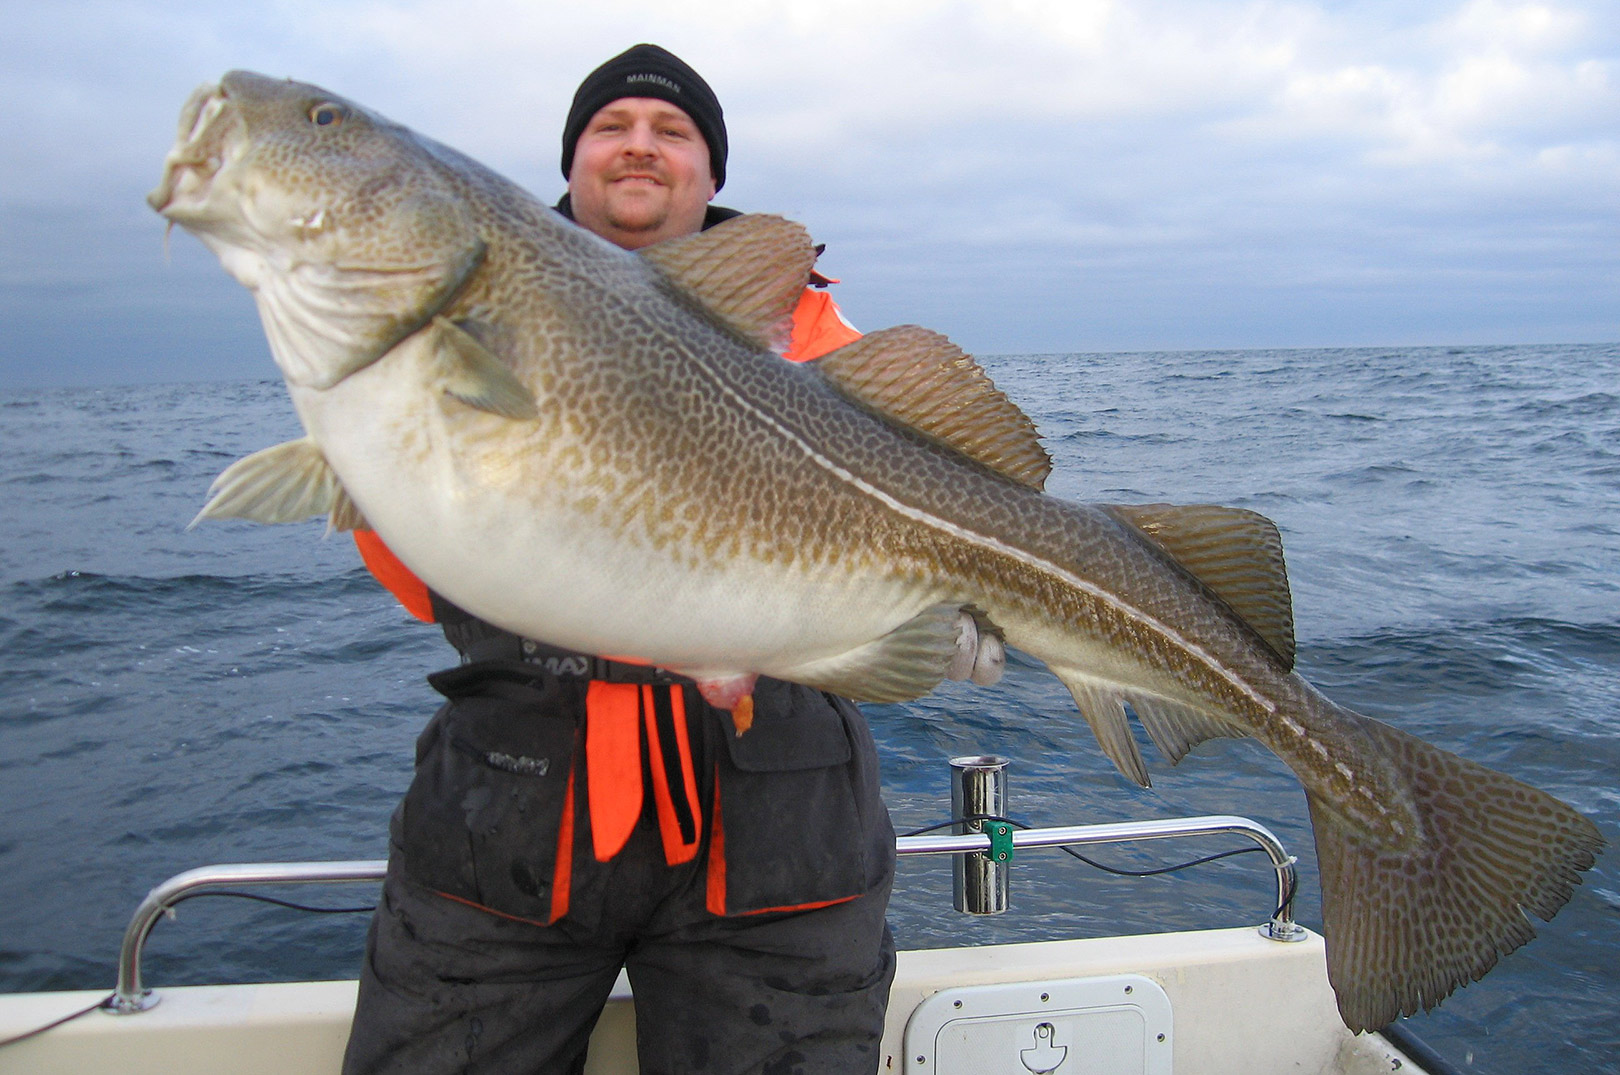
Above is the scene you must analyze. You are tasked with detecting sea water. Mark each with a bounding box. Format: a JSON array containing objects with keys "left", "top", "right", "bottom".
[{"left": 1, "top": 343, "right": 1616, "bottom": 1071}]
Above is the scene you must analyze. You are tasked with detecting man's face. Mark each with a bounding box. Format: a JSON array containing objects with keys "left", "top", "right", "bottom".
[{"left": 567, "top": 97, "right": 717, "bottom": 250}]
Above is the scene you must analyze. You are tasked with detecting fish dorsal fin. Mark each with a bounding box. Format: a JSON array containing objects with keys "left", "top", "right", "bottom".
[
  {"left": 191, "top": 437, "right": 366, "bottom": 533},
  {"left": 813, "top": 326, "right": 1053, "bottom": 490},
  {"left": 640, "top": 214, "right": 815, "bottom": 353},
  {"left": 1108, "top": 503, "right": 1296, "bottom": 670}
]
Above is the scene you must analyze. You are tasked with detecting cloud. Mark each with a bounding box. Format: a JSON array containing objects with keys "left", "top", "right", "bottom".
[{"left": 2, "top": 0, "right": 1617, "bottom": 388}]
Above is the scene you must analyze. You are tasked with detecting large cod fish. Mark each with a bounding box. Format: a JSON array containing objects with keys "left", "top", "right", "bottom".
[{"left": 150, "top": 71, "right": 1601, "bottom": 1032}]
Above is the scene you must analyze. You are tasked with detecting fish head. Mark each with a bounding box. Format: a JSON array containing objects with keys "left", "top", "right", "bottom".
[{"left": 148, "top": 71, "right": 486, "bottom": 390}]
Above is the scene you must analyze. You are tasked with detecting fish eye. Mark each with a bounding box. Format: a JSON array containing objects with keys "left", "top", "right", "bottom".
[{"left": 309, "top": 102, "right": 348, "bottom": 128}]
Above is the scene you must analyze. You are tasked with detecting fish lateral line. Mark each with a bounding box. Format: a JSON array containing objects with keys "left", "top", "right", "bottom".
[{"left": 672, "top": 333, "right": 1276, "bottom": 716}]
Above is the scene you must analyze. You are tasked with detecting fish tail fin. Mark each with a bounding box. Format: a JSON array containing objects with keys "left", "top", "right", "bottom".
[{"left": 1307, "top": 712, "right": 1603, "bottom": 1032}]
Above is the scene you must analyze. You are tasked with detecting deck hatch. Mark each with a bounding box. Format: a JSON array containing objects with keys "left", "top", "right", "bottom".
[{"left": 903, "top": 973, "right": 1173, "bottom": 1074}]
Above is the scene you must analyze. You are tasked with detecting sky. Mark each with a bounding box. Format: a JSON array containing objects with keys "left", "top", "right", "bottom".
[{"left": 1, "top": 0, "right": 1617, "bottom": 388}]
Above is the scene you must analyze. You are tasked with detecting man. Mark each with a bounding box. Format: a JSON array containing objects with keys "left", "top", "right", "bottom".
[{"left": 342, "top": 45, "right": 896, "bottom": 1075}]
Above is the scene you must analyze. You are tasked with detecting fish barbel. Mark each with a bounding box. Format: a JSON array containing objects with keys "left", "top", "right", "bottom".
[{"left": 149, "top": 71, "right": 1602, "bottom": 1031}]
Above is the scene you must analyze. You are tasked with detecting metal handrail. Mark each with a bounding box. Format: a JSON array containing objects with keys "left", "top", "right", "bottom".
[
  {"left": 105, "top": 814, "right": 1300, "bottom": 1015},
  {"left": 105, "top": 860, "right": 386, "bottom": 1014},
  {"left": 895, "top": 813, "right": 1302, "bottom": 942}
]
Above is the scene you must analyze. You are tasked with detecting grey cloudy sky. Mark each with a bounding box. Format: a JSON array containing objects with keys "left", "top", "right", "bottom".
[{"left": 2, "top": 0, "right": 1617, "bottom": 388}]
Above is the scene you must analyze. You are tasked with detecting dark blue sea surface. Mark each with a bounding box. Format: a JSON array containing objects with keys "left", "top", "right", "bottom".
[{"left": 1, "top": 343, "right": 1616, "bottom": 1071}]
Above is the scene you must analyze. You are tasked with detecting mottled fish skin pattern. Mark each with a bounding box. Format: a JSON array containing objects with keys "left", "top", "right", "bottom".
[{"left": 151, "top": 71, "right": 1603, "bottom": 1034}]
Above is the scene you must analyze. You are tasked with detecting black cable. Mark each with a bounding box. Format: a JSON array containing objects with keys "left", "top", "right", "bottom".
[
  {"left": 163, "top": 890, "right": 377, "bottom": 915},
  {"left": 902, "top": 813, "right": 1297, "bottom": 920},
  {"left": 0, "top": 993, "right": 115, "bottom": 1050}
]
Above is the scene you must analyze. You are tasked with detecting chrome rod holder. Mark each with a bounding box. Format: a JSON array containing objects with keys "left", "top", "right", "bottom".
[{"left": 951, "top": 755, "right": 1012, "bottom": 914}]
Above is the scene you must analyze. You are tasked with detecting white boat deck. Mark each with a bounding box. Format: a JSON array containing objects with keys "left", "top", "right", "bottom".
[{"left": 0, "top": 925, "right": 1423, "bottom": 1074}]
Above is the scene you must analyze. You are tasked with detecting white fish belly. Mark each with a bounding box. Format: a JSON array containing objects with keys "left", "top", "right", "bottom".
[{"left": 294, "top": 353, "right": 933, "bottom": 675}]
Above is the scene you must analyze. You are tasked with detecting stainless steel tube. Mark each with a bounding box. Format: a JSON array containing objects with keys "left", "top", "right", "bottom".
[
  {"left": 106, "top": 860, "right": 386, "bottom": 1014},
  {"left": 950, "top": 755, "right": 1011, "bottom": 914}
]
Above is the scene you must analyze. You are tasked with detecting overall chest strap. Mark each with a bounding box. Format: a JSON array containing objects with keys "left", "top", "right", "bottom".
[{"left": 585, "top": 682, "right": 703, "bottom": 866}]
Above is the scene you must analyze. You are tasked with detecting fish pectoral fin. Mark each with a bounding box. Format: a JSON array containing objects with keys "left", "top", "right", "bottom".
[
  {"left": 1124, "top": 694, "right": 1245, "bottom": 765},
  {"left": 639, "top": 214, "right": 815, "bottom": 354},
  {"left": 428, "top": 316, "right": 539, "bottom": 419},
  {"left": 775, "top": 604, "right": 964, "bottom": 703},
  {"left": 191, "top": 437, "right": 365, "bottom": 531},
  {"left": 263, "top": 238, "right": 488, "bottom": 390},
  {"left": 811, "top": 326, "right": 1051, "bottom": 490},
  {"left": 1107, "top": 503, "right": 1297, "bottom": 670},
  {"left": 1056, "top": 673, "right": 1151, "bottom": 787}
]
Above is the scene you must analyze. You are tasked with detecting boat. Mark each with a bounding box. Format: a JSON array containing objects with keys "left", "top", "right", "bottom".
[{"left": 0, "top": 756, "right": 1453, "bottom": 1074}]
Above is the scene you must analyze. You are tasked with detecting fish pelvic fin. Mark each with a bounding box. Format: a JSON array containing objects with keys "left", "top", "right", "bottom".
[
  {"left": 812, "top": 325, "right": 1052, "bottom": 491},
  {"left": 1309, "top": 711, "right": 1604, "bottom": 1033},
  {"left": 775, "top": 603, "right": 964, "bottom": 703},
  {"left": 190, "top": 437, "right": 366, "bottom": 532},
  {"left": 1106, "top": 504, "right": 1296, "bottom": 670},
  {"left": 639, "top": 214, "right": 815, "bottom": 354}
]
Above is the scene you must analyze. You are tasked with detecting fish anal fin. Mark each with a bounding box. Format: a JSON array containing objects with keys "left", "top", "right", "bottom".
[
  {"left": 192, "top": 437, "right": 361, "bottom": 530},
  {"left": 812, "top": 325, "right": 1052, "bottom": 490},
  {"left": 429, "top": 315, "right": 538, "bottom": 419},
  {"left": 1108, "top": 503, "right": 1296, "bottom": 670},
  {"left": 1309, "top": 712, "right": 1604, "bottom": 1032},
  {"left": 640, "top": 214, "right": 815, "bottom": 354},
  {"left": 776, "top": 603, "right": 962, "bottom": 703},
  {"left": 1056, "top": 672, "right": 1150, "bottom": 788},
  {"left": 1125, "top": 694, "right": 1244, "bottom": 765}
]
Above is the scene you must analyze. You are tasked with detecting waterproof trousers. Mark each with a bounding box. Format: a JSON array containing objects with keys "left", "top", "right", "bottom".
[{"left": 342, "top": 664, "right": 897, "bottom": 1075}]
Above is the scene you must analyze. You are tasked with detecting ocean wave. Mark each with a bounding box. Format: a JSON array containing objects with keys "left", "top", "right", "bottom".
[
  {"left": 14, "top": 567, "right": 379, "bottom": 608},
  {"left": 1308, "top": 615, "right": 1620, "bottom": 674},
  {"left": 1510, "top": 391, "right": 1618, "bottom": 419},
  {"left": 0, "top": 569, "right": 409, "bottom": 680},
  {"left": 1299, "top": 616, "right": 1620, "bottom": 757}
]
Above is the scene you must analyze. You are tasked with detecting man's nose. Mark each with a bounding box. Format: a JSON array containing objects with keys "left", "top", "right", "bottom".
[{"left": 621, "top": 120, "right": 659, "bottom": 156}]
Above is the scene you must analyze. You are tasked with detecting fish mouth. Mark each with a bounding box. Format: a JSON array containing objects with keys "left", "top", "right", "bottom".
[{"left": 147, "top": 80, "right": 238, "bottom": 216}]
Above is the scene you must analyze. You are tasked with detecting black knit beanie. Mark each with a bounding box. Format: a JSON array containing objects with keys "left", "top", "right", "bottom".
[{"left": 561, "top": 44, "right": 728, "bottom": 191}]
